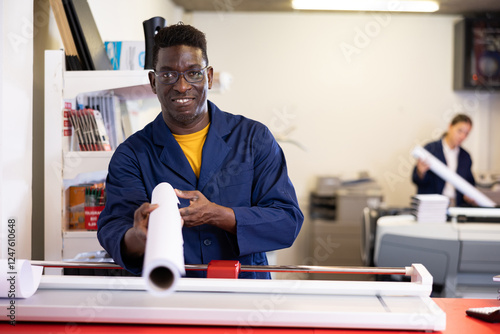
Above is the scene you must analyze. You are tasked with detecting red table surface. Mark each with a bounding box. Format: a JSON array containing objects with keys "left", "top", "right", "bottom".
[{"left": 0, "top": 298, "right": 499, "bottom": 334}]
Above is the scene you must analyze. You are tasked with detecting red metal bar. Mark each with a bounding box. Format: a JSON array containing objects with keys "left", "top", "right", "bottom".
[
  {"left": 206, "top": 260, "right": 240, "bottom": 279},
  {"left": 31, "top": 261, "right": 407, "bottom": 276}
]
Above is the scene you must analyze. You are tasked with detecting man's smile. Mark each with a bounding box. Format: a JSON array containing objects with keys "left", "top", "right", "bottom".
[{"left": 172, "top": 97, "right": 195, "bottom": 105}]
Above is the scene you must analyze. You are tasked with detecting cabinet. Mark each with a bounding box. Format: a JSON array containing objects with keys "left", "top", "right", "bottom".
[
  {"left": 308, "top": 185, "right": 383, "bottom": 281},
  {"left": 44, "top": 50, "right": 154, "bottom": 269}
]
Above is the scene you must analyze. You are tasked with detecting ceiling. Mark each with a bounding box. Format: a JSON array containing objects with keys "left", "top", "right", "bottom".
[{"left": 172, "top": 0, "right": 500, "bottom": 15}]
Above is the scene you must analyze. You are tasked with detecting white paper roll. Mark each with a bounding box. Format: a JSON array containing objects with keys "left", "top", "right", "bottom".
[
  {"left": 412, "top": 145, "right": 496, "bottom": 208},
  {"left": 142, "top": 182, "right": 185, "bottom": 296},
  {"left": 0, "top": 259, "right": 43, "bottom": 299}
]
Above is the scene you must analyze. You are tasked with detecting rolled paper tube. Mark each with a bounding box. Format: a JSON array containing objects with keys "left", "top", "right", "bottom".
[
  {"left": 142, "top": 182, "right": 185, "bottom": 296},
  {"left": 0, "top": 259, "right": 43, "bottom": 298},
  {"left": 412, "top": 145, "right": 496, "bottom": 208}
]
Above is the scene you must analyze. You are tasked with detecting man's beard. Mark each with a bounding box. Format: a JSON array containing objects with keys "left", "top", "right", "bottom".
[{"left": 168, "top": 109, "right": 202, "bottom": 126}]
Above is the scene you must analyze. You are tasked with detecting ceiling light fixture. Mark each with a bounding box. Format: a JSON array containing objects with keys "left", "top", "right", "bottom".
[{"left": 292, "top": 0, "right": 440, "bottom": 13}]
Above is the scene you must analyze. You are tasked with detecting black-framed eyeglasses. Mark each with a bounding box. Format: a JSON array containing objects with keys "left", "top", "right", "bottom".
[{"left": 153, "top": 65, "right": 210, "bottom": 85}]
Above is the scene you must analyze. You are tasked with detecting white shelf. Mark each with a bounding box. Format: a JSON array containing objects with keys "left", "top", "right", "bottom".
[
  {"left": 63, "top": 70, "right": 153, "bottom": 100},
  {"left": 63, "top": 230, "right": 98, "bottom": 238},
  {"left": 63, "top": 151, "right": 113, "bottom": 179},
  {"left": 62, "top": 231, "right": 102, "bottom": 260},
  {"left": 44, "top": 50, "right": 149, "bottom": 263}
]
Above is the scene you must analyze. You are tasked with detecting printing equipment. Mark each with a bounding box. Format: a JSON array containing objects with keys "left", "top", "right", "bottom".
[
  {"left": 308, "top": 176, "right": 383, "bottom": 280},
  {"left": 374, "top": 208, "right": 500, "bottom": 297}
]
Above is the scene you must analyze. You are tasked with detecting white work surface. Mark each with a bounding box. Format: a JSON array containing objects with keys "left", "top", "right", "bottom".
[{"left": 1, "top": 269, "right": 446, "bottom": 331}]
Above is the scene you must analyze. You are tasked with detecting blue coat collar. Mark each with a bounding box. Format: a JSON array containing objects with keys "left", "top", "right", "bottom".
[{"left": 151, "top": 100, "right": 231, "bottom": 189}]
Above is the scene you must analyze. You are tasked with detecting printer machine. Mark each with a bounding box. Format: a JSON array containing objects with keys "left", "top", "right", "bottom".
[{"left": 374, "top": 207, "right": 500, "bottom": 297}]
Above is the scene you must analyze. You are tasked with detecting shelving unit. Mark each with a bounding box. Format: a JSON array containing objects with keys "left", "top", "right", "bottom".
[{"left": 44, "top": 50, "right": 154, "bottom": 269}]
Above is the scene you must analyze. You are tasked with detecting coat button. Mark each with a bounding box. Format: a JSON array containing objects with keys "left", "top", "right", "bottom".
[{"left": 203, "top": 239, "right": 212, "bottom": 246}]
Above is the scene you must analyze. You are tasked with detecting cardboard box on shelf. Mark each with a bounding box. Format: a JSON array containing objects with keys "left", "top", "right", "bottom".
[
  {"left": 105, "top": 41, "right": 145, "bottom": 70},
  {"left": 68, "top": 185, "right": 87, "bottom": 230}
]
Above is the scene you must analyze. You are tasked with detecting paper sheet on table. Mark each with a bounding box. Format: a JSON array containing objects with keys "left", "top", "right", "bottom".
[
  {"left": 142, "top": 182, "right": 185, "bottom": 296},
  {"left": 0, "top": 259, "right": 43, "bottom": 299},
  {"left": 412, "top": 145, "right": 496, "bottom": 208}
]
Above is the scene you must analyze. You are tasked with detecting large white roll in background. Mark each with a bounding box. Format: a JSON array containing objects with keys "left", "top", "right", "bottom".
[
  {"left": 412, "top": 145, "right": 496, "bottom": 208},
  {"left": 142, "top": 182, "right": 185, "bottom": 296}
]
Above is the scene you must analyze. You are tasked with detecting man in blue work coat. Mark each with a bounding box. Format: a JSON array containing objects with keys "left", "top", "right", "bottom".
[{"left": 97, "top": 23, "right": 303, "bottom": 278}]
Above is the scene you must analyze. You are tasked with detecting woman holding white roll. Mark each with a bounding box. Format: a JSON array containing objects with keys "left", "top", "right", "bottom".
[{"left": 412, "top": 114, "right": 476, "bottom": 207}]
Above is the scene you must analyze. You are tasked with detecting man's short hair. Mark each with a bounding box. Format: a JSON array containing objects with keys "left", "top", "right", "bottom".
[{"left": 152, "top": 22, "right": 209, "bottom": 69}]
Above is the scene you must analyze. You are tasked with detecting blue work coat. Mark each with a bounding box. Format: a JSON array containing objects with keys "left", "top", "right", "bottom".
[
  {"left": 97, "top": 101, "right": 304, "bottom": 278},
  {"left": 412, "top": 139, "right": 475, "bottom": 207}
]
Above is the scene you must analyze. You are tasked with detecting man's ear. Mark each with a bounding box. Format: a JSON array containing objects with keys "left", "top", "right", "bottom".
[
  {"left": 207, "top": 66, "right": 214, "bottom": 90},
  {"left": 148, "top": 71, "right": 157, "bottom": 94}
]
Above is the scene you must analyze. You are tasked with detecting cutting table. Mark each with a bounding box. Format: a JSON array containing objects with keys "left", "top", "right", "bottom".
[
  {"left": 1, "top": 298, "right": 499, "bottom": 333},
  {"left": 0, "top": 263, "right": 450, "bottom": 332}
]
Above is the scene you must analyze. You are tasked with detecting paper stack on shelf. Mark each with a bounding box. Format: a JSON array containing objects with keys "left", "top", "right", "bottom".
[{"left": 411, "top": 194, "right": 450, "bottom": 223}]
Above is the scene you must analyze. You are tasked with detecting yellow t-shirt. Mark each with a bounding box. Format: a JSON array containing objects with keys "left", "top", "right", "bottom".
[{"left": 172, "top": 123, "right": 210, "bottom": 178}]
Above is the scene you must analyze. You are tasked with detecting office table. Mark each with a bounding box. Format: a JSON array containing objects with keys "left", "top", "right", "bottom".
[{"left": 0, "top": 298, "right": 498, "bottom": 333}]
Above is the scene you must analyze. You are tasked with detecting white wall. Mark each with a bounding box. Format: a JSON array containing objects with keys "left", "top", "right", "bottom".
[
  {"left": 1, "top": 0, "right": 34, "bottom": 259},
  {"left": 187, "top": 12, "right": 500, "bottom": 208},
  {"left": 88, "top": 0, "right": 183, "bottom": 41}
]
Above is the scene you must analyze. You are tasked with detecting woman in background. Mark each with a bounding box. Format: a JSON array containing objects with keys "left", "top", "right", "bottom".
[{"left": 412, "top": 114, "right": 475, "bottom": 207}]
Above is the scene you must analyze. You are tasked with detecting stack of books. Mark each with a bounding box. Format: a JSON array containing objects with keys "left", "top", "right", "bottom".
[{"left": 411, "top": 194, "right": 450, "bottom": 223}]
